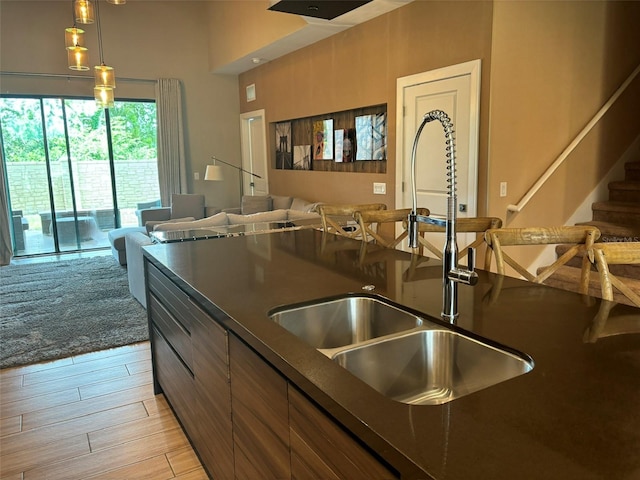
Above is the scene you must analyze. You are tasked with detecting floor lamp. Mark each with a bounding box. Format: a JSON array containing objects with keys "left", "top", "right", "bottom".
[{"left": 205, "top": 156, "right": 262, "bottom": 204}]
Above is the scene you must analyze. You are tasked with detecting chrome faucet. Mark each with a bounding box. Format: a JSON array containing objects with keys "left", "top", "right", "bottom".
[{"left": 407, "top": 110, "right": 478, "bottom": 322}]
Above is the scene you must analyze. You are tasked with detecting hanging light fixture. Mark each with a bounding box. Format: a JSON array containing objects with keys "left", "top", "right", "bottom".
[
  {"left": 74, "top": 0, "right": 95, "bottom": 24},
  {"left": 106, "top": 0, "right": 126, "bottom": 4},
  {"left": 93, "top": 0, "right": 116, "bottom": 108},
  {"left": 94, "top": 86, "right": 115, "bottom": 108},
  {"left": 64, "top": 25, "right": 85, "bottom": 49},
  {"left": 65, "top": 0, "right": 89, "bottom": 71},
  {"left": 67, "top": 45, "right": 90, "bottom": 71},
  {"left": 94, "top": 64, "right": 115, "bottom": 89}
]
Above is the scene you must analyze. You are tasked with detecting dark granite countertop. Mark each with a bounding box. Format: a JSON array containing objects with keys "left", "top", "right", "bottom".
[{"left": 143, "top": 228, "right": 640, "bottom": 480}]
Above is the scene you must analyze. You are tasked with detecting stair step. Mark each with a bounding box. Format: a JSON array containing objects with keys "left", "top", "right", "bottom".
[
  {"left": 625, "top": 161, "right": 640, "bottom": 182},
  {"left": 555, "top": 243, "right": 640, "bottom": 278},
  {"left": 608, "top": 181, "right": 640, "bottom": 203},
  {"left": 575, "top": 220, "right": 640, "bottom": 242},
  {"left": 592, "top": 201, "right": 640, "bottom": 226},
  {"left": 542, "top": 266, "right": 640, "bottom": 307}
]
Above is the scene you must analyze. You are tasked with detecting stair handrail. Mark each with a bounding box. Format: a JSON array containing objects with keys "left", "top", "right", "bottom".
[{"left": 507, "top": 63, "right": 640, "bottom": 214}]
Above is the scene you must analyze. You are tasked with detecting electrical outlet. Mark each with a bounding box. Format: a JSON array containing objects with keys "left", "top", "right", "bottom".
[
  {"left": 194, "top": 172, "right": 200, "bottom": 180},
  {"left": 373, "top": 182, "right": 386, "bottom": 195},
  {"left": 500, "top": 182, "right": 507, "bottom": 197}
]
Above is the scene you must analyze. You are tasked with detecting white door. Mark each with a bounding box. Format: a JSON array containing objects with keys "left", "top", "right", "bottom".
[
  {"left": 240, "top": 109, "right": 268, "bottom": 196},
  {"left": 396, "top": 60, "right": 481, "bottom": 256}
]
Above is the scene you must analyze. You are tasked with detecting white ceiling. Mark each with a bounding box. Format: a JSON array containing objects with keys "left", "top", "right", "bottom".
[{"left": 213, "top": 0, "right": 414, "bottom": 74}]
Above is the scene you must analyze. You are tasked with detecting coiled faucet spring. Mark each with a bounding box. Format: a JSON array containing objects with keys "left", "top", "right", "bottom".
[{"left": 407, "top": 110, "right": 477, "bottom": 322}]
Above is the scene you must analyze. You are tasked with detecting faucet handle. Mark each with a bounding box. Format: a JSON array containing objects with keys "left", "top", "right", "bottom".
[{"left": 467, "top": 247, "right": 476, "bottom": 271}]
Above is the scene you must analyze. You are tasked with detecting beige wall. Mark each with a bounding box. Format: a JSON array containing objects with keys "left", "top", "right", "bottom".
[
  {"left": 487, "top": 0, "right": 640, "bottom": 267},
  {"left": 2, "top": 0, "right": 638, "bottom": 237},
  {"left": 238, "top": 0, "right": 494, "bottom": 208},
  {"left": 237, "top": 0, "right": 639, "bottom": 223},
  {"left": 206, "top": 1, "right": 306, "bottom": 72},
  {"left": 488, "top": 1, "right": 640, "bottom": 224},
  {"left": 0, "top": 1, "right": 242, "bottom": 210}
]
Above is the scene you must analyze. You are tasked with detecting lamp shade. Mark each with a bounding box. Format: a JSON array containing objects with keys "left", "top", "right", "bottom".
[
  {"left": 94, "top": 64, "right": 116, "bottom": 89},
  {"left": 74, "top": 0, "right": 95, "bottom": 24},
  {"left": 107, "top": 0, "right": 127, "bottom": 4},
  {"left": 65, "top": 26, "right": 85, "bottom": 49},
  {"left": 204, "top": 165, "right": 224, "bottom": 181},
  {"left": 67, "top": 46, "right": 89, "bottom": 71},
  {"left": 94, "top": 86, "right": 115, "bottom": 108}
]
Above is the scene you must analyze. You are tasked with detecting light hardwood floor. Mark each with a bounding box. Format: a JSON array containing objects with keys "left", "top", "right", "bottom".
[{"left": 0, "top": 342, "right": 208, "bottom": 480}]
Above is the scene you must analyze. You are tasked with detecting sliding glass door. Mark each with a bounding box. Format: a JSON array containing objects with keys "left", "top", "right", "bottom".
[{"left": 0, "top": 96, "right": 159, "bottom": 257}]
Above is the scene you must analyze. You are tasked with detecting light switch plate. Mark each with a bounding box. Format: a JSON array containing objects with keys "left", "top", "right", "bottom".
[
  {"left": 373, "top": 182, "right": 386, "bottom": 195},
  {"left": 194, "top": 172, "right": 200, "bottom": 180}
]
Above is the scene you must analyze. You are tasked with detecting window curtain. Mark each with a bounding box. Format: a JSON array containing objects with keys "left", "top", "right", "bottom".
[
  {"left": 0, "top": 151, "right": 13, "bottom": 266},
  {"left": 155, "top": 78, "right": 187, "bottom": 206}
]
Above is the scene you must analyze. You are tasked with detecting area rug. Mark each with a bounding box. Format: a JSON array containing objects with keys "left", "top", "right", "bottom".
[{"left": 0, "top": 256, "right": 148, "bottom": 369}]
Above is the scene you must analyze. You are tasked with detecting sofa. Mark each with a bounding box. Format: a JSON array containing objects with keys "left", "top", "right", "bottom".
[
  {"left": 125, "top": 195, "right": 321, "bottom": 307},
  {"left": 108, "top": 193, "right": 219, "bottom": 265}
]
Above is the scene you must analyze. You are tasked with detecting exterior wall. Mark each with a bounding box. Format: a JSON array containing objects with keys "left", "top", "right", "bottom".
[{"left": 6, "top": 161, "right": 159, "bottom": 215}]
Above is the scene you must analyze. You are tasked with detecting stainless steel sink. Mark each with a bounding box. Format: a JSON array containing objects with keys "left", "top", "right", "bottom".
[
  {"left": 268, "top": 295, "right": 422, "bottom": 349},
  {"left": 332, "top": 329, "right": 534, "bottom": 405},
  {"left": 269, "top": 294, "right": 534, "bottom": 405}
]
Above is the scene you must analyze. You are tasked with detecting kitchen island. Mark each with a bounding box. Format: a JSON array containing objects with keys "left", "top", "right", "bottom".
[{"left": 143, "top": 228, "right": 639, "bottom": 480}]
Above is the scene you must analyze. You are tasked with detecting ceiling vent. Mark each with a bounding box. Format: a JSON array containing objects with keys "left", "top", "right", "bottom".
[{"left": 268, "top": 1, "right": 372, "bottom": 21}]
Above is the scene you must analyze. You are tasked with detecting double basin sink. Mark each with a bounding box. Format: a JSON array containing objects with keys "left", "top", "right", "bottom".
[{"left": 268, "top": 294, "right": 533, "bottom": 405}]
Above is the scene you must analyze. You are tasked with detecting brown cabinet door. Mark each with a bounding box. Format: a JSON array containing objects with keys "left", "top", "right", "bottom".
[
  {"left": 191, "top": 303, "right": 235, "bottom": 480},
  {"left": 289, "top": 386, "right": 397, "bottom": 480},
  {"left": 229, "top": 334, "right": 291, "bottom": 480}
]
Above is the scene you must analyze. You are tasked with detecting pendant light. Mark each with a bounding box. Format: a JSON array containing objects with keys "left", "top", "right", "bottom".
[
  {"left": 64, "top": 25, "right": 85, "bottom": 49},
  {"left": 74, "top": 0, "right": 95, "bottom": 24},
  {"left": 67, "top": 45, "right": 89, "bottom": 71},
  {"left": 66, "top": 0, "right": 89, "bottom": 71},
  {"left": 93, "top": 0, "right": 116, "bottom": 108},
  {"left": 94, "top": 86, "right": 115, "bottom": 108},
  {"left": 106, "top": 0, "right": 126, "bottom": 4}
]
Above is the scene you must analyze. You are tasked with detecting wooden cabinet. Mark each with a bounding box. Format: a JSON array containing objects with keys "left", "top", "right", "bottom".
[
  {"left": 229, "top": 334, "right": 291, "bottom": 479},
  {"left": 147, "top": 262, "right": 233, "bottom": 480},
  {"left": 147, "top": 259, "right": 397, "bottom": 480},
  {"left": 289, "top": 386, "right": 396, "bottom": 479}
]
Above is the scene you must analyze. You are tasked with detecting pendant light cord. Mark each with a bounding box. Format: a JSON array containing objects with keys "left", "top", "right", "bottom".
[{"left": 95, "top": 0, "right": 105, "bottom": 64}]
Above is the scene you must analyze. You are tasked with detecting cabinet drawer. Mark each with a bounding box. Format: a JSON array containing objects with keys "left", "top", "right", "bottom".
[
  {"left": 149, "top": 294, "right": 193, "bottom": 372},
  {"left": 147, "top": 262, "right": 193, "bottom": 331},
  {"left": 151, "top": 326, "right": 196, "bottom": 435},
  {"left": 148, "top": 262, "right": 218, "bottom": 341}
]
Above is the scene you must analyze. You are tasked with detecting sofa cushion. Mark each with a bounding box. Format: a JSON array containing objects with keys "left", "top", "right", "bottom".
[
  {"left": 241, "top": 195, "right": 273, "bottom": 215},
  {"left": 146, "top": 216, "right": 195, "bottom": 234},
  {"left": 228, "top": 209, "right": 288, "bottom": 225},
  {"left": 153, "top": 212, "right": 229, "bottom": 231},
  {"left": 287, "top": 210, "right": 321, "bottom": 221},
  {"left": 271, "top": 195, "right": 293, "bottom": 210},
  {"left": 171, "top": 193, "right": 205, "bottom": 220}
]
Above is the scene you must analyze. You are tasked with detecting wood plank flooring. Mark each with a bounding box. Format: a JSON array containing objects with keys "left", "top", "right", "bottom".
[{"left": 0, "top": 342, "right": 208, "bottom": 480}]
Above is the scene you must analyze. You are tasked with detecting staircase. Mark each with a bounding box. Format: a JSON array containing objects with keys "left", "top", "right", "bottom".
[{"left": 544, "top": 160, "right": 640, "bottom": 306}]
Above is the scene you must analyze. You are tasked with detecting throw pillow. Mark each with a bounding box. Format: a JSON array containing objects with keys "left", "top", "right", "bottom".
[
  {"left": 290, "top": 198, "right": 320, "bottom": 213},
  {"left": 241, "top": 195, "right": 273, "bottom": 215},
  {"left": 227, "top": 209, "right": 288, "bottom": 225}
]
